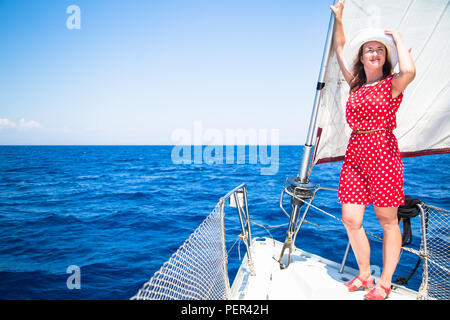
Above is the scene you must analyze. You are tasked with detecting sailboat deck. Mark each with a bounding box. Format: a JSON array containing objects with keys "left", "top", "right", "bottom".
[{"left": 231, "top": 237, "right": 418, "bottom": 300}]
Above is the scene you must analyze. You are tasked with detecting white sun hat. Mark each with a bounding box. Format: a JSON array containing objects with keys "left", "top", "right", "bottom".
[{"left": 343, "top": 28, "right": 398, "bottom": 74}]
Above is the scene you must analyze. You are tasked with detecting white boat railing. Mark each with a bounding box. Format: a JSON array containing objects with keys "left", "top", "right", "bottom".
[{"left": 131, "top": 183, "right": 252, "bottom": 300}]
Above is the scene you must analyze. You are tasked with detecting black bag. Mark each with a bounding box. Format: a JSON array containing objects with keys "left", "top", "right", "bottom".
[{"left": 397, "top": 196, "right": 421, "bottom": 246}]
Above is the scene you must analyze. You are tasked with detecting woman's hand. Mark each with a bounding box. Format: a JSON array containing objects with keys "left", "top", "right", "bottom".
[
  {"left": 384, "top": 29, "right": 402, "bottom": 44},
  {"left": 330, "top": 0, "right": 345, "bottom": 22}
]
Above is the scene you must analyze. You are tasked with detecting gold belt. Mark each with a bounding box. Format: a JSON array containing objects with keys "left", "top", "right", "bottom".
[{"left": 352, "top": 128, "right": 393, "bottom": 134}]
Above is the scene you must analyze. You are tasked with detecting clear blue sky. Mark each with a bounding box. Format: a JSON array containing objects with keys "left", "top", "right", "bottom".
[{"left": 0, "top": 0, "right": 333, "bottom": 145}]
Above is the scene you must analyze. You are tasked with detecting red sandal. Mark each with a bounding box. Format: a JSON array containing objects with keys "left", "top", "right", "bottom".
[
  {"left": 344, "top": 276, "right": 375, "bottom": 292},
  {"left": 364, "top": 284, "right": 391, "bottom": 300}
]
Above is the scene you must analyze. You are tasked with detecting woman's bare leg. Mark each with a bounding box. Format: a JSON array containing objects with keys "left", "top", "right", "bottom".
[
  {"left": 374, "top": 205, "right": 402, "bottom": 288},
  {"left": 342, "top": 203, "right": 371, "bottom": 279}
]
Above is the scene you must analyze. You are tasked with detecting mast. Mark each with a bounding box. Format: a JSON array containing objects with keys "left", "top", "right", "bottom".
[
  {"left": 298, "top": 0, "right": 339, "bottom": 184},
  {"left": 278, "top": 1, "right": 341, "bottom": 269}
]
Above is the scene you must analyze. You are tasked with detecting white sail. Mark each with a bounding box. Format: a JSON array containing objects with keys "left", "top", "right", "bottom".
[{"left": 311, "top": 0, "right": 450, "bottom": 167}]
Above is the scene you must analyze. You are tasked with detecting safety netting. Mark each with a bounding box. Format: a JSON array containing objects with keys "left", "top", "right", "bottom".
[
  {"left": 419, "top": 204, "right": 450, "bottom": 300},
  {"left": 130, "top": 201, "right": 231, "bottom": 300}
]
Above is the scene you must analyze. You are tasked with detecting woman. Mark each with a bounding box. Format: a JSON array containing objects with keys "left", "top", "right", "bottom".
[{"left": 330, "top": 0, "right": 415, "bottom": 300}]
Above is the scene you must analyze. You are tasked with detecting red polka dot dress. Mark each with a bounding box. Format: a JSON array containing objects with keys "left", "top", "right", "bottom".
[{"left": 338, "top": 74, "right": 405, "bottom": 207}]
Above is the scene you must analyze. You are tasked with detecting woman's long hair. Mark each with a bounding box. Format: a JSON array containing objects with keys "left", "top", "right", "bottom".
[{"left": 349, "top": 44, "right": 393, "bottom": 93}]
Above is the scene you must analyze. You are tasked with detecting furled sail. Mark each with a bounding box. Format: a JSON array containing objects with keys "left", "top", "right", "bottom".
[{"left": 311, "top": 0, "right": 450, "bottom": 167}]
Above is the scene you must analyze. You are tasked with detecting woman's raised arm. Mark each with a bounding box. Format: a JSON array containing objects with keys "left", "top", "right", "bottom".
[
  {"left": 330, "top": 0, "right": 354, "bottom": 85},
  {"left": 384, "top": 30, "right": 416, "bottom": 99}
]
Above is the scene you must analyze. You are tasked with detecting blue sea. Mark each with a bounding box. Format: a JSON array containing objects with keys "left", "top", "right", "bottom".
[{"left": 0, "top": 146, "right": 448, "bottom": 299}]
